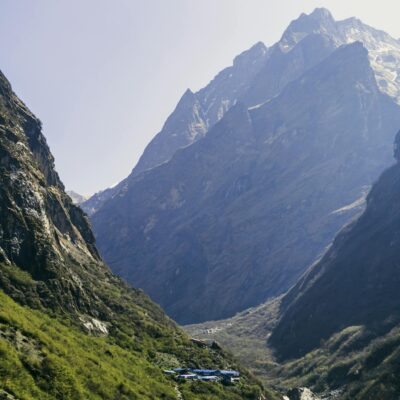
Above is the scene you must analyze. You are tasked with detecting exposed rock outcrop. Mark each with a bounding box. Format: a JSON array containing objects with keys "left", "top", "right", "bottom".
[{"left": 286, "top": 388, "right": 320, "bottom": 400}]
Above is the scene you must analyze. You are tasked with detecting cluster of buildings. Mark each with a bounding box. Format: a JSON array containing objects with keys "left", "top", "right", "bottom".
[{"left": 163, "top": 368, "right": 240, "bottom": 383}]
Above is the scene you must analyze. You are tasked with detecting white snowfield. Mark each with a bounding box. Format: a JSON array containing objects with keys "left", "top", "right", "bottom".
[{"left": 340, "top": 18, "right": 400, "bottom": 104}]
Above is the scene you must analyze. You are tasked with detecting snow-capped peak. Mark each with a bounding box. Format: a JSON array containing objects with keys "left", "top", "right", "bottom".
[{"left": 279, "top": 8, "right": 400, "bottom": 103}]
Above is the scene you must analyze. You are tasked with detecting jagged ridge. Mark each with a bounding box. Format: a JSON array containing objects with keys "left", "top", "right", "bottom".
[{"left": 91, "top": 41, "right": 400, "bottom": 324}]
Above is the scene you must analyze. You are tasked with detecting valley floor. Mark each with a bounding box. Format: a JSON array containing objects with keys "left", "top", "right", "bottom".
[{"left": 185, "top": 298, "right": 400, "bottom": 399}]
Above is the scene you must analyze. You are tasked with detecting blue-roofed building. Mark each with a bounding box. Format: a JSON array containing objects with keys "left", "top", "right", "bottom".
[
  {"left": 164, "top": 367, "right": 240, "bottom": 383},
  {"left": 173, "top": 368, "right": 188, "bottom": 373},
  {"left": 192, "top": 369, "right": 218, "bottom": 376}
]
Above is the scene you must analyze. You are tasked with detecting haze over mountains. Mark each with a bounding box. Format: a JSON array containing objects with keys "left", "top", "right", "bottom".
[
  {"left": 83, "top": 7, "right": 400, "bottom": 216},
  {"left": 84, "top": 7, "right": 400, "bottom": 213},
  {"left": 84, "top": 8, "right": 400, "bottom": 324},
  {"left": 3, "top": 5, "right": 400, "bottom": 400}
]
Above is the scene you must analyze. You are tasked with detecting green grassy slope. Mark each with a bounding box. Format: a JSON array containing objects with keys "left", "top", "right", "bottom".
[
  {"left": 0, "top": 284, "right": 268, "bottom": 400},
  {"left": 0, "top": 289, "right": 175, "bottom": 399},
  {"left": 0, "top": 69, "right": 271, "bottom": 399}
]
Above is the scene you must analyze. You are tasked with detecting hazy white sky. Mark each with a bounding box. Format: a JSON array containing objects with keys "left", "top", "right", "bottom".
[{"left": 1, "top": 0, "right": 400, "bottom": 195}]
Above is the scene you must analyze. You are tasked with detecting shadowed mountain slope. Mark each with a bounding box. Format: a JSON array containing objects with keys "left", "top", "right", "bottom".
[
  {"left": 92, "top": 42, "right": 400, "bottom": 324},
  {"left": 196, "top": 131, "right": 400, "bottom": 399},
  {"left": 270, "top": 129, "right": 400, "bottom": 361}
]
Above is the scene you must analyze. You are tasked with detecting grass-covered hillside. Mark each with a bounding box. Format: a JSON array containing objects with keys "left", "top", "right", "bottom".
[
  {"left": 0, "top": 69, "right": 270, "bottom": 399},
  {"left": 0, "top": 287, "right": 269, "bottom": 400}
]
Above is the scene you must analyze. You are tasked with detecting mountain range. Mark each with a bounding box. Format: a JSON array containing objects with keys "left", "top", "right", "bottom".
[
  {"left": 85, "top": 9, "right": 400, "bottom": 324},
  {"left": 83, "top": 8, "right": 400, "bottom": 217},
  {"left": 4, "top": 6, "right": 400, "bottom": 400}
]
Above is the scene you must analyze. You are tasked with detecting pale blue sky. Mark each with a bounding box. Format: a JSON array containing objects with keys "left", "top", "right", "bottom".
[{"left": 1, "top": 0, "right": 400, "bottom": 195}]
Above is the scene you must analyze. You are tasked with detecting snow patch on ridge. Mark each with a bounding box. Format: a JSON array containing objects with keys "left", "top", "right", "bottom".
[{"left": 332, "top": 193, "right": 367, "bottom": 215}]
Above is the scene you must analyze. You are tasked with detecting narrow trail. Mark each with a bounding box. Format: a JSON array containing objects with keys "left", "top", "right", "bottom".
[{"left": 175, "top": 385, "right": 183, "bottom": 400}]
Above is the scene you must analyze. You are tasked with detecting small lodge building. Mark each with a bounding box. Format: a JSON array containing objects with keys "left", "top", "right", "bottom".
[{"left": 164, "top": 367, "right": 240, "bottom": 383}]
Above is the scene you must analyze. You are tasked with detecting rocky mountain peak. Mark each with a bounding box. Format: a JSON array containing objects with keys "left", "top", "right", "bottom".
[
  {"left": 233, "top": 41, "right": 267, "bottom": 67},
  {"left": 179, "top": 87, "right": 196, "bottom": 102},
  {"left": 280, "top": 7, "right": 338, "bottom": 52},
  {"left": 0, "top": 71, "right": 63, "bottom": 189},
  {"left": 277, "top": 8, "right": 400, "bottom": 104},
  {"left": 309, "top": 7, "right": 335, "bottom": 22},
  {"left": 336, "top": 17, "right": 400, "bottom": 103},
  {"left": 84, "top": 11, "right": 400, "bottom": 326},
  {"left": 84, "top": 7, "right": 400, "bottom": 218}
]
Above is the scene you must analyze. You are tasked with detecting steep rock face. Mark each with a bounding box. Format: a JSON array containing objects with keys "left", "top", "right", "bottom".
[
  {"left": 195, "top": 41, "right": 269, "bottom": 127},
  {"left": 279, "top": 8, "right": 340, "bottom": 52},
  {"left": 279, "top": 8, "right": 400, "bottom": 103},
  {"left": 129, "top": 88, "right": 208, "bottom": 177},
  {"left": 0, "top": 70, "right": 267, "bottom": 399},
  {"left": 0, "top": 70, "right": 103, "bottom": 314},
  {"left": 133, "top": 41, "right": 268, "bottom": 178},
  {"left": 270, "top": 131, "right": 400, "bottom": 360},
  {"left": 242, "top": 33, "right": 336, "bottom": 107},
  {"left": 83, "top": 8, "right": 400, "bottom": 217},
  {"left": 92, "top": 43, "right": 400, "bottom": 324},
  {"left": 82, "top": 42, "right": 268, "bottom": 215},
  {"left": 81, "top": 89, "right": 208, "bottom": 215}
]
